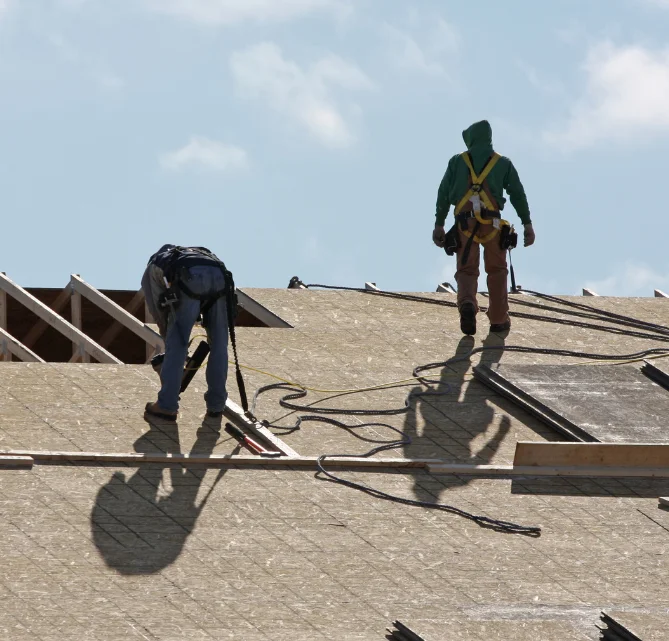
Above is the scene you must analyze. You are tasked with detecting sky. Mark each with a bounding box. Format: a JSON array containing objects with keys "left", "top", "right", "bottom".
[{"left": 1, "top": 0, "right": 669, "bottom": 296}]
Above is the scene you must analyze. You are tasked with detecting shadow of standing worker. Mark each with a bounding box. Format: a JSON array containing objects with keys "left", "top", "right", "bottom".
[
  {"left": 91, "top": 417, "right": 228, "bottom": 574},
  {"left": 403, "top": 331, "right": 510, "bottom": 503}
]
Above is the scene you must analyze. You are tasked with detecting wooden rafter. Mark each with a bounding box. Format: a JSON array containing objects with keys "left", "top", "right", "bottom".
[
  {"left": 69, "top": 275, "right": 164, "bottom": 361},
  {"left": 0, "top": 327, "right": 45, "bottom": 363},
  {"left": 22, "top": 286, "right": 72, "bottom": 349},
  {"left": 98, "top": 290, "right": 145, "bottom": 348},
  {"left": 0, "top": 272, "right": 121, "bottom": 364}
]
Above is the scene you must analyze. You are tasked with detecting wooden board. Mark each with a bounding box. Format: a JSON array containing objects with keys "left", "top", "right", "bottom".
[
  {"left": 474, "top": 363, "right": 669, "bottom": 443},
  {"left": 0, "top": 273, "right": 121, "bottom": 364},
  {"left": 0, "top": 456, "right": 33, "bottom": 468},
  {"left": 514, "top": 441, "right": 669, "bottom": 468},
  {"left": 224, "top": 398, "right": 301, "bottom": 457},
  {"left": 236, "top": 290, "right": 292, "bottom": 328},
  {"left": 0, "top": 450, "right": 437, "bottom": 469},
  {"left": 0, "top": 328, "right": 45, "bottom": 363},
  {"left": 428, "top": 462, "right": 669, "bottom": 478},
  {"left": 70, "top": 275, "right": 164, "bottom": 350}
]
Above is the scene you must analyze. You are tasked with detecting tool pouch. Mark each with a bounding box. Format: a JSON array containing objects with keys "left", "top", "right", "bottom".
[
  {"left": 499, "top": 225, "right": 518, "bottom": 250},
  {"left": 443, "top": 224, "right": 460, "bottom": 256}
]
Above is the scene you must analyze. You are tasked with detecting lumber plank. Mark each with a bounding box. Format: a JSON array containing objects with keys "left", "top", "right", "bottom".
[
  {"left": 236, "top": 289, "right": 293, "bottom": 328},
  {"left": 22, "top": 285, "right": 71, "bottom": 349},
  {"left": 0, "top": 287, "right": 7, "bottom": 361},
  {"left": 513, "top": 442, "right": 669, "bottom": 468},
  {"left": 224, "top": 398, "right": 301, "bottom": 457},
  {"left": 0, "top": 456, "right": 33, "bottom": 468},
  {"left": 428, "top": 463, "right": 669, "bottom": 478},
  {"left": 70, "top": 289, "right": 90, "bottom": 363},
  {"left": 0, "top": 450, "right": 437, "bottom": 469},
  {"left": 654, "top": 289, "right": 669, "bottom": 298},
  {"left": 0, "top": 273, "right": 121, "bottom": 364},
  {"left": 582, "top": 288, "right": 599, "bottom": 296},
  {"left": 70, "top": 275, "right": 164, "bottom": 351},
  {"left": 0, "top": 328, "right": 46, "bottom": 363}
]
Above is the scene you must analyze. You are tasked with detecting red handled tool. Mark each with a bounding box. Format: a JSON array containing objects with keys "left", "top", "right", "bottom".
[{"left": 224, "top": 423, "right": 281, "bottom": 457}]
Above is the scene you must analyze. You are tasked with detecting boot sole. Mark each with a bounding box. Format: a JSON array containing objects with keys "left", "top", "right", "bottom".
[{"left": 460, "top": 306, "right": 477, "bottom": 336}]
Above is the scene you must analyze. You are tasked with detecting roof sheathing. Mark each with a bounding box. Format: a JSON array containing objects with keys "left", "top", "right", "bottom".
[{"left": 1, "top": 289, "right": 669, "bottom": 640}]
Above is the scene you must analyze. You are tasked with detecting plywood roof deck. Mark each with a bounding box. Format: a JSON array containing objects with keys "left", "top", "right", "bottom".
[{"left": 0, "top": 289, "right": 668, "bottom": 640}]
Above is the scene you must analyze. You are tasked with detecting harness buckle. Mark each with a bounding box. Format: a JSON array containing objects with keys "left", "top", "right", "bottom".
[{"left": 471, "top": 184, "right": 482, "bottom": 193}]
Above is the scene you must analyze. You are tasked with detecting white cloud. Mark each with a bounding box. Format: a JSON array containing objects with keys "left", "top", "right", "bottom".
[
  {"left": 230, "top": 42, "right": 372, "bottom": 148},
  {"left": 381, "top": 17, "right": 460, "bottom": 77},
  {"left": 143, "top": 0, "right": 347, "bottom": 25},
  {"left": 585, "top": 261, "right": 669, "bottom": 296},
  {"left": 545, "top": 42, "right": 669, "bottom": 150},
  {"left": 160, "top": 137, "right": 249, "bottom": 172}
]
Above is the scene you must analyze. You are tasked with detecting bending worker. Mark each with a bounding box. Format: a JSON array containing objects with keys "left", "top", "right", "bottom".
[
  {"left": 432, "top": 120, "right": 535, "bottom": 335},
  {"left": 141, "top": 244, "right": 233, "bottom": 421}
]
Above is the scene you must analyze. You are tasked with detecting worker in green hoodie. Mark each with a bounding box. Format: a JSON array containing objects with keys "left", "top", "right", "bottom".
[{"left": 433, "top": 120, "right": 535, "bottom": 335}]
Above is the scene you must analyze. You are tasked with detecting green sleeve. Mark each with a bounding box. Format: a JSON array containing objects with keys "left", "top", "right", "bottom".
[
  {"left": 504, "top": 160, "right": 531, "bottom": 225},
  {"left": 435, "top": 157, "right": 455, "bottom": 226}
]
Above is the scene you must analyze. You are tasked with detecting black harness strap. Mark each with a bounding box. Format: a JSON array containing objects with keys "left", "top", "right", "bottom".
[
  {"left": 459, "top": 220, "right": 480, "bottom": 268},
  {"left": 171, "top": 254, "right": 249, "bottom": 413}
]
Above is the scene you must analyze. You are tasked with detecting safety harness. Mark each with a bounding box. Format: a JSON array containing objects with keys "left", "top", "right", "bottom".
[
  {"left": 158, "top": 246, "right": 249, "bottom": 411},
  {"left": 453, "top": 152, "right": 512, "bottom": 267}
]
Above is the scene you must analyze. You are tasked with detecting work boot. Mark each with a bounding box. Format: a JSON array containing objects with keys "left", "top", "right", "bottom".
[
  {"left": 489, "top": 319, "right": 511, "bottom": 333},
  {"left": 144, "top": 401, "right": 177, "bottom": 421},
  {"left": 459, "top": 302, "right": 477, "bottom": 336}
]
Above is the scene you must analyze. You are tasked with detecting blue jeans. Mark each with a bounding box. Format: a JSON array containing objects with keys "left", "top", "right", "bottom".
[{"left": 157, "top": 266, "right": 229, "bottom": 412}]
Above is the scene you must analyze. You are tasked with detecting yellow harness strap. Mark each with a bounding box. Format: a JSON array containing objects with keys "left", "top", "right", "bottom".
[{"left": 455, "top": 152, "right": 509, "bottom": 244}]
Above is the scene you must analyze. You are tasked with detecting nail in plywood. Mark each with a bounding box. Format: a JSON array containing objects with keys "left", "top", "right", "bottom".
[
  {"left": 0, "top": 328, "right": 45, "bottom": 363},
  {"left": 224, "top": 398, "right": 300, "bottom": 457},
  {"left": 70, "top": 275, "right": 164, "bottom": 354},
  {"left": 0, "top": 272, "right": 121, "bottom": 364},
  {"left": 513, "top": 441, "right": 669, "bottom": 468}
]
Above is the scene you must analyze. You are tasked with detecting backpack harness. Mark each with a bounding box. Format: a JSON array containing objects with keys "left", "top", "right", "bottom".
[
  {"left": 453, "top": 152, "right": 513, "bottom": 268},
  {"left": 157, "top": 246, "right": 249, "bottom": 412}
]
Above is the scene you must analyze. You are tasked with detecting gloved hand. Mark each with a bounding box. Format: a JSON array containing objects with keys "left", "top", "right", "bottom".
[
  {"left": 433, "top": 225, "right": 446, "bottom": 247},
  {"left": 523, "top": 223, "right": 535, "bottom": 247}
]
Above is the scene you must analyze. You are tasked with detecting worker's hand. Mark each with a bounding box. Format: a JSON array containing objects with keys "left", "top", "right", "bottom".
[
  {"left": 523, "top": 223, "right": 535, "bottom": 247},
  {"left": 433, "top": 225, "right": 446, "bottom": 247}
]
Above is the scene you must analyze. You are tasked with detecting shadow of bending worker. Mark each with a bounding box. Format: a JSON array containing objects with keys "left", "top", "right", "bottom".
[
  {"left": 91, "top": 417, "right": 227, "bottom": 574},
  {"left": 403, "top": 331, "right": 510, "bottom": 503}
]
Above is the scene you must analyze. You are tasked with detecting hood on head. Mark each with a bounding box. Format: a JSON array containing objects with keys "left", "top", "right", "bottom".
[{"left": 462, "top": 120, "right": 493, "bottom": 150}]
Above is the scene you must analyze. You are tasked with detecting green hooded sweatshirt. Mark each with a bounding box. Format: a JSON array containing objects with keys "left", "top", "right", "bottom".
[{"left": 435, "top": 120, "right": 531, "bottom": 226}]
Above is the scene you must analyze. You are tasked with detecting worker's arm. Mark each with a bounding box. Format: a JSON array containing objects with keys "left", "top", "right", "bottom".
[
  {"left": 433, "top": 156, "right": 457, "bottom": 247},
  {"left": 141, "top": 264, "right": 169, "bottom": 336},
  {"left": 503, "top": 160, "right": 535, "bottom": 246}
]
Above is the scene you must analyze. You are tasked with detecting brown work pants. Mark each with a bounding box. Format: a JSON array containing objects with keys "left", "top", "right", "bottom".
[{"left": 455, "top": 219, "right": 509, "bottom": 325}]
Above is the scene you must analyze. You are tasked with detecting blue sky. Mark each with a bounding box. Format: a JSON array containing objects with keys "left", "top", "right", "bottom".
[{"left": 1, "top": 0, "right": 669, "bottom": 295}]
